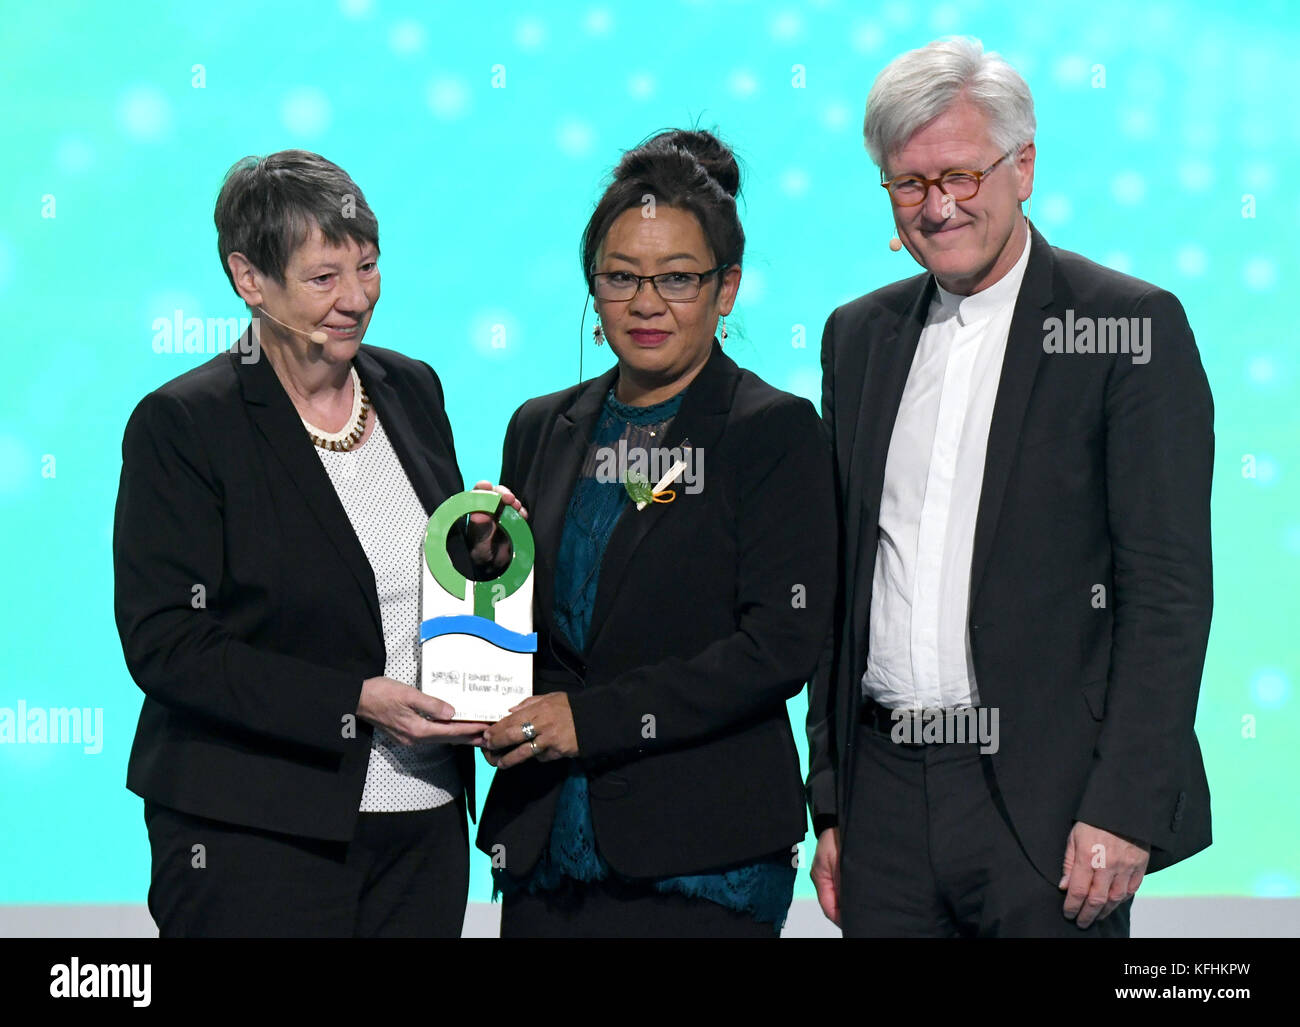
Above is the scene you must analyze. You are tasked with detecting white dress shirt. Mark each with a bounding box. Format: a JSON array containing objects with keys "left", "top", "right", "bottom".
[
  {"left": 316, "top": 413, "right": 461, "bottom": 812},
  {"left": 862, "top": 229, "right": 1032, "bottom": 710}
]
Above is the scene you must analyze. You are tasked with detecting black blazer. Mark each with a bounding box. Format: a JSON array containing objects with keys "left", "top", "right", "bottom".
[
  {"left": 114, "top": 340, "right": 475, "bottom": 842},
  {"left": 476, "top": 341, "right": 837, "bottom": 879},
  {"left": 808, "top": 222, "right": 1214, "bottom": 882}
]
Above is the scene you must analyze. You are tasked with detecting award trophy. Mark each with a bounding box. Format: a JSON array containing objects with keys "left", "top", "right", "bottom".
[{"left": 419, "top": 489, "right": 536, "bottom": 722}]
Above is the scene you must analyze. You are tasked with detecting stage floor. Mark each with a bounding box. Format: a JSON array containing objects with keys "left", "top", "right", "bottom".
[{"left": 1, "top": 897, "right": 1296, "bottom": 938}]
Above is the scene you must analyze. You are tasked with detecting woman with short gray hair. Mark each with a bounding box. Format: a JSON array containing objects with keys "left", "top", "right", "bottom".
[{"left": 114, "top": 149, "right": 513, "bottom": 936}]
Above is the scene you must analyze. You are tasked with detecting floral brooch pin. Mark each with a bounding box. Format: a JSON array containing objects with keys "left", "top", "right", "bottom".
[{"left": 623, "top": 443, "right": 693, "bottom": 511}]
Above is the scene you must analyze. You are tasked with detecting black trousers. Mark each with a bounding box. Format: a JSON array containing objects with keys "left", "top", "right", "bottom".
[
  {"left": 144, "top": 796, "right": 469, "bottom": 937},
  {"left": 840, "top": 719, "right": 1132, "bottom": 938},
  {"left": 500, "top": 877, "right": 780, "bottom": 938}
]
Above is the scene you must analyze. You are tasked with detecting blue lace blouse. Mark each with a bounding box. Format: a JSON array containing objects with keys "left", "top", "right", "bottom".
[{"left": 491, "top": 384, "right": 795, "bottom": 930}]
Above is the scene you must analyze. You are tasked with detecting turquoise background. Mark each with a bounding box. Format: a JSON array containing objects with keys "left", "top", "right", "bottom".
[{"left": 1, "top": 0, "right": 1295, "bottom": 906}]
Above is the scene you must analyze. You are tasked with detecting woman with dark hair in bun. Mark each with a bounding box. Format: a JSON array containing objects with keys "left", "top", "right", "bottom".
[{"left": 475, "top": 129, "right": 838, "bottom": 937}]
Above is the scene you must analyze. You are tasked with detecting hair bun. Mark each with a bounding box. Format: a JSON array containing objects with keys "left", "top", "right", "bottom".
[
  {"left": 661, "top": 130, "right": 741, "bottom": 198},
  {"left": 616, "top": 128, "right": 741, "bottom": 199}
]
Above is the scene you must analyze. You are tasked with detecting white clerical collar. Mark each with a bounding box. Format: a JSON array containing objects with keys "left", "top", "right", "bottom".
[{"left": 931, "top": 222, "right": 1032, "bottom": 327}]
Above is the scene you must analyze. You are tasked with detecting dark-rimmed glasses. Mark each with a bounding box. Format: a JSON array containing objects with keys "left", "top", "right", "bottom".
[{"left": 592, "top": 264, "right": 731, "bottom": 301}]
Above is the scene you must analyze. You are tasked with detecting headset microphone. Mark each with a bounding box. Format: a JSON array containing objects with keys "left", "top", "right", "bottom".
[{"left": 257, "top": 307, "right": 329, "bottom": 345}]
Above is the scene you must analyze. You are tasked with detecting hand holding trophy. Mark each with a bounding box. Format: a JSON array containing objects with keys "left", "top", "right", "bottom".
[{"left": 420, "top": 486, "right": 536, "bottom": 723}]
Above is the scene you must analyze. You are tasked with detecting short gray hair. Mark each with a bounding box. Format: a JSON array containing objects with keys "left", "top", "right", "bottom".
[
  {"left": 863, "top": 37, "right": 1035, "bottom": 174},
  {"left": 214, "top": 150, "right": 379, "bottom": 297}
]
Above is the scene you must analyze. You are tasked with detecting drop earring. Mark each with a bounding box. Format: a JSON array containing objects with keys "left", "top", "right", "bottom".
[
  {"left": 720, "top": 316, "right": 727, "bottom": 343},
  {"left": 889, "top": 236, "right": 902, "bottom": 252},
  {"left": 593, "top": 322, "right": 605, "bottom": 346}
]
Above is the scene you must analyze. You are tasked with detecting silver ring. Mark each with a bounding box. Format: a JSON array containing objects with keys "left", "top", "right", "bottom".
[
  {"left": 521, "top": 722, "right": 536, "bottom": 741},
  {"left": 529, "top": 739, "right": 538, "bottom": 754}
]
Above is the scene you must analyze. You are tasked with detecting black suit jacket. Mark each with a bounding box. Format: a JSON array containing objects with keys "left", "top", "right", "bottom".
[
  {"left": 476, "top": 341, "right": 837, "bottom": 879},
  {"left": 807, "top": 222, "right": 1214, "bottom": 882},
  {"left": 114, "top": 340, "right": 475, "bottom": 842}
]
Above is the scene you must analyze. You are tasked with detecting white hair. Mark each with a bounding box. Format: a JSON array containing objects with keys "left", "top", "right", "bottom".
[{"left": 863, "top": 37, "right": 1036, "bottom": 174}]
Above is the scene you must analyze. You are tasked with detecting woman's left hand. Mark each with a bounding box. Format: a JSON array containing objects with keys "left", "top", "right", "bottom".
[
  {"left": 482, "top": 693, "right": 578, "bottom": 767},
  {"left": 466, "top": 480, "right": 528, "bottom": 576}
]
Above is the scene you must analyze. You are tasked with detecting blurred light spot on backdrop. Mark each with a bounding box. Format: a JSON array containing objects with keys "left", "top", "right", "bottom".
[
  {"left": 1038, "top": 194, "right": 1072, "bottom": 227},
  {"left": 55, "top": 136, "right": 95, "bottom": 175},
  {"left": 1102, "top": 251, "right": 1133, "bottom": 273},
  {"left": 882, "top": 1, "right": 912, "bottom": 30},
  {"left": 779, "top": 168, "right": 810, "bottom": 198},
  {"left": 1052, "top": 55, "right": 1089, "bottom": 88},
  {"left": 628, "top": 73, "right": 655, "bottom": 100},
  {"left": 280, "top": 87, "right": 331, "bottom": 138},
  {"left": 339, "top": 0, "right": 373, "bottom": 18},
  {"left": 515, "top": 17, "right": 546, "bottom": 51},
  {"left": 1243, "top": 163, "right": 1276, "bottom": 190},
  {"left": 1121, "top": 108, "right": 1156, "bottom": 140},
  {"left": 1246, "top": 355, "right": 1275, "bottom": 387},
  {"left": 1176, "top": 244, "right": 1208, "bottom": 277},
  {"left": 1249, "top": 668, "right": 1289, "bottom": 710},
  {"left": 557, "top": 119, "right": 595, "bottom": 159},
  {"left": 728, "top": 69, "right": 759, "bottom": 99},
  {"left": 930, "top": 4, "right": 961, "bottom": 32},
  {"left": 584, "top": 9, "right": 613, "bottom": 36},
  {"left": 852, "top": 23, "right": 883, "bottom": 53},
  {"left": 389, "top": 19, "right": 426, "bottom": 55},
  {"left": 117, "top": 86, "right": 171, "bottom": 142},
  {"left": 1178, "top": 159, "right": 1214, "bottom": 192},
  {"left": 1249, "top": 455, "right": 1279, "bottom": 487},
  {"left": 0, "top": 435, "right": 32, "bottom": 497},
  {"left": 771, "top": 11, "right": 802, "bottom": 41},
  {"left": 1242, "top": 257, "right": 1277, "bottom": 291},
  {"left": 822, "top": 102, "right": 850, "bottom": 131},
  {"left": 1252, "top": 873, "right": 1298, "bottom": 898},
  {"left": 427, "top": 77, "right": 469, "bottom": 120},
  {"left": 1111, "top": 170, "right": 1146, "bottom": 206}
]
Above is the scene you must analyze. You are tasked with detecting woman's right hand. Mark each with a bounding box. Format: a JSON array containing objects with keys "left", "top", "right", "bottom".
[{"left": 357, "top": 676, "right": 489, "bottom": 746}]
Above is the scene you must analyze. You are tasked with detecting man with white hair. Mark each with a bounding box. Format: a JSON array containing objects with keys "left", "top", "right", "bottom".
[{"left": 806, "top": 37, "right": 1214, "bottom": 937}]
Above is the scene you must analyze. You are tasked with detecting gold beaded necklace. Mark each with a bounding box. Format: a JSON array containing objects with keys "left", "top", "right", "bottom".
[{"left": 301, "top": 365, "right": 371, "bottom": 451}]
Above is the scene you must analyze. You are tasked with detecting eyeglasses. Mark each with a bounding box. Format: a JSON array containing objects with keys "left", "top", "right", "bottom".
[
  {"left": 880, "top": 150, "right": 1016, "bottom": 207},
  {"left": 591, "top": 264, "right": 730, "bottom": 301}
]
